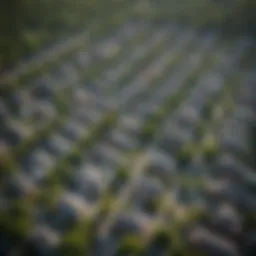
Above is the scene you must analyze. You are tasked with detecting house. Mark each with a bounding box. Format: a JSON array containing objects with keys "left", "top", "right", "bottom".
[
  {"left": 145, "top": 148, "right": 176, "bottom": 184},
  {"left": 108, "top": 211, "right": 151, "bottom": 239},
  {"left": 70, "top": 164, "right": 106, "bottom": 204},
  {"left": 26, "top": 225, "right": 61, "bottom": 256},
  {"left": 157, "top": 124, "right": 193, "bottom": 156},
  {"left": 188, "top": 225, "right": 239, "bottom": 256},
  {"left": 4, "top": 173, "right": 37, "bottom": 199}
]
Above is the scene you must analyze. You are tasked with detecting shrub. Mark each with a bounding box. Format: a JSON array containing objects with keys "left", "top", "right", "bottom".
[
  {"left": 110, "top": 166, "right": 129, "bottom": 194},
  {"left": 0, "top": 200, "right": 33, "bottom": 243},
  {"left": 115, "top": 235, "right": 146, "bottom": 256},
  {"left": 151, "top": 227, "right": 171, "bottom": 250},
  {"left": 0, "top": 144, "right": 15, "bottom": 177},
  {"left": 97, "top": 193, "right": 115, "bottom": 219},
  {"left": 194, "top": 121, "right": 205, "bottom": 139},
  {"left": 144, "top": 197, "right": 161, "bottom": 215},
  {"left": 176, "top": 143, "right": 194, "bottom": 167},
  {"left": 57, "top": 227, "right": 87, "bottom": 256},
  {"left": 57, "top": 220, "right": 97, "bottom": 256},
  {"left": 140, "top": 122, "right": 156, "bottom": 145},
  {"left": 201, "top": 102, "right": 213, "bottom": 120},
  {"left": 66, "top": 148, "right": 81, "bottom": 166},
  {"left": 202, "top": 134, "right": 219, "bottom": 161}
]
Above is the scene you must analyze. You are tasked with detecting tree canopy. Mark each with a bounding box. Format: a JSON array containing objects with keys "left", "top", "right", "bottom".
[{"left": 0, "top": 0, "right": 255, "bottom": 70}]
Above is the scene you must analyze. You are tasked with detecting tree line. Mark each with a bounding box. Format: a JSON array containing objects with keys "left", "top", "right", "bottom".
[
  {"left": 0, "top": 0, "right": 255, "bottom": 70},
  {"left": 0, "top": 0, "right": 125, "bottom": 70}
]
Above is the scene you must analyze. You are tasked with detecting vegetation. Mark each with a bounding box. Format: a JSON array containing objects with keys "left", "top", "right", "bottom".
[
  {"left": 250, "top": 123, "right": 256, "bottom": 168},
  {"left": 1, "top": 0, "right": 256, "bottom": 70},
  {"left": 136, "top": 0, "right": 256, "bottom": 34},
  {"left": 0, "top": 0, "right": 132, "bottom": 69},
  {"left": 0, "top": 200, "right": 33, "bottom": 243},
  {"left": 114, "top": 235, "right": 146, "bottom": 256},
  {"left": 150, "top": 227, "right": 172, "bottom": 252},
  {"left": 140, "top": 122, "right": 157, "bottom": 145},
  {"left": 176, "top": 143, "right": 194, "bottom": 167},
  {"left": 109, "top": 166, "right": 129, "bottom": 194},
  {"left": 194, "top": 122, "right": 205, "bottom": 139},
  {"left": 57, "top": 220, "right": 96, "bottom": 256},
  {"left": 0, "top": 1, "right": 255, "bottom": 256},
  {"left": 202, "top": 134, "right": 219, "bottom": 161}
]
